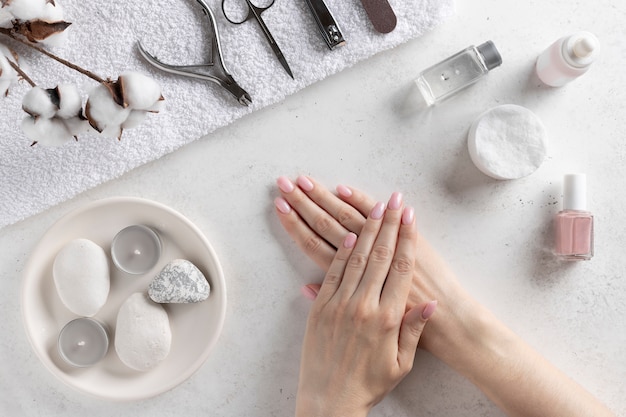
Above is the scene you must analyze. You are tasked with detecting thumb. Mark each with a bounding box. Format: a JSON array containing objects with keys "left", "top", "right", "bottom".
[
  {"left": 397, "top": 300, "right": 438, "bottom": 372},
  {"left": 300, "top": 284, "right": 321, "bottom": 300}
]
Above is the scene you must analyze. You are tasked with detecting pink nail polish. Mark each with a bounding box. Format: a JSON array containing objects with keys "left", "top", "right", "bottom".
[
  {"left": 371, "top": 202, "right": 385, "bottom": 220},
  {"left": 277, "top": 176, "right": 295, "bottom": 193},
  {"left": 343, "top": 233, "right": 357, "bottom": 248},
  {"left": 336, "top": 185, "right": 353, "bottom": 198},
  {"left": 296, "top": 176, "right": 314, "bottom": 192},
  {"left": 555, "top": 174, "right": 594, "bottom": 260},
  {"left": 274, "top": 197, "right": 291, "bottom": 214},
  {"left": 388, "top": 192, "right": 403, "bottom": 210},
  {"left": 402, "top": 206, "right": 415, "bottom": 225},
  {"left": 421, "top": 300, "right": 438, "bottom": 320},
  {"left": 301, "top": 285, "right": 318, "bottom": 300}
]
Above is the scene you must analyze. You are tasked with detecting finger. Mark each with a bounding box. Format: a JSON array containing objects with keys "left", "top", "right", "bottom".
[
  {"left": 277, "top": 176, "right": 349, "bottom": 249},
  {"left": 335, "top": 201, "right": 386, "bottom": 300},
  {"left": 357, "top": 192, "right": 405, "bottom": 300},
  {"left": 336, "top": 184, "right": 378, "bottom": 220},
  {"left": 274, "top": 197, "right": 335, "bottom": 270},
  {"left": 296, "top": 176, "right": 366, "bottom": 235},
  {"left": 301, "top": 284, "right": 321, "bottom": 300},
  {"left": 315, "top": 233, "right": 357, "bottom": 306},
  {"left": 380, "top": 205, "right": 418, "bottom": 309},
  {"left": 397, "top": 301, "right": 437, "bottom": 373}
]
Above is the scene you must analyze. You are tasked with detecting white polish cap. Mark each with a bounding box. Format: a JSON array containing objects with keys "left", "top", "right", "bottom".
[
  {"left": 563, "top": 173, "right": 587, "bottom": 211},
  {"left": 563, "top": 32, "right": 599, "bottom": 68}
]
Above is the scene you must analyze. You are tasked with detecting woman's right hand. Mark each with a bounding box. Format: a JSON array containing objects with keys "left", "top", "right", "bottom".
[{"left": 273, "top": 175, "right": 475, "bottom": 356}]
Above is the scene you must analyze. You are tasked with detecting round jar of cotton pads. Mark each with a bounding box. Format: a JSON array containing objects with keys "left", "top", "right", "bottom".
[{"left": 467, "top": 104, "right": 548, "bottom": 180}]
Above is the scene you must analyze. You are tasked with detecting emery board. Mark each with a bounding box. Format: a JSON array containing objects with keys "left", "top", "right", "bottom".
[{"left": 360, "top": 0, "right": 397, "bottom": 33}]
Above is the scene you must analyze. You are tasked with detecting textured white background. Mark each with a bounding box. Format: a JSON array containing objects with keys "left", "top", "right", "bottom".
[{"left": 2, "top": 0, "right": 626, "bottom": 416}]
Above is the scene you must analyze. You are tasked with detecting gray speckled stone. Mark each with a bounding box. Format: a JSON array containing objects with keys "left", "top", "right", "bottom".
[{"left": 148, "top": 259, "right": 210, "bottom": 303}]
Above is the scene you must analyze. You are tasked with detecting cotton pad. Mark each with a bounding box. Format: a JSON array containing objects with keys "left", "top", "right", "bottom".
[{"left": 467, "top": 104, "right": 548, "bottom": 180}]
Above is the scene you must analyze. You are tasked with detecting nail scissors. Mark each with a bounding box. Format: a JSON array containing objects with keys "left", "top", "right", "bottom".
[
  {"left": 137, "top": 0, "right": 252, "bottom": 106},
  {"left": 221, "top": 0, "right": 294, "bottom": 79}
]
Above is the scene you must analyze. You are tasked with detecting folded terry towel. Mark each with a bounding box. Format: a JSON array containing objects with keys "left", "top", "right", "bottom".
[{"left": 0, "top": 0, "right": 454, "bottom": 229}]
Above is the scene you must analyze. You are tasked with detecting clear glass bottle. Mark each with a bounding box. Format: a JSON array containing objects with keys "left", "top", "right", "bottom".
[
  {"left": 536, "top": 31, "right": 599, "bottom": 87},
  {"left": 555, "top": 174, "right": 594, "bottom": 261},
  {"left": 415, "top": 41, "right": 502, "bottom": 106}
]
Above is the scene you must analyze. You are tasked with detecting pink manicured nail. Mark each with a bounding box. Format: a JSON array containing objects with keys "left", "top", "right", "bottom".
[
  {"left": 388, "top": 191, "right": 403, "bottom": 210},
  {"left": 296, "top": 175, "right": 314, "bottom": 192},
  {"left": 274, "top": 197, "right": 291, "bottom": 214},
  {"left": 301, "top": 285, "right": 318, "bottom": 301},
  {"left": 277, "top": 176, "right": 295, "bottom": 193},
  {"left": 343, "top": 233, "right": 357, "bottom": 248},
  {"left": 402, "top": 206, "right": 415, "bottom": 225},
  {"left": 370, "top": 202, "right": 385, "bottom": 220},
  {"left": 336, "top": 184, "right": 352, "bottom": 198},
  {"left": 421, "top": 300, "right": 438, "bottom": 320}
]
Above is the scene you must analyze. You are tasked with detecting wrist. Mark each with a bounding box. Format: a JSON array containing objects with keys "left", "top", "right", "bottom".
[{"left": 295, "top": 392, "right": 370, "bottom": 417}]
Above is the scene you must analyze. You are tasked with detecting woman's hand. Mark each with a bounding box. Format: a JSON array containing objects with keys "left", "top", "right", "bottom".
[
  {"left": 274, "top": 175, "right": 470, "bottom": 356},
  {"left": 294, "top": 192, "right": 436, "bottom": 417}
]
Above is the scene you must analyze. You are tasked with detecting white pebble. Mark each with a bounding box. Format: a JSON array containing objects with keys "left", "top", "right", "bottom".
[
  {"left": 149, "top": 259, "right": 210, "bottom": 303},
  {"left": 115, "top": 293, "right": 172, "bottom": 371},
  {"left": 119, "top": 71, "right": 162, "bottom": 110},
  {"left": 52, "top": 239, "right": 110, "bottom": 316},
  {"left": 467, "top": 104, "right": 548, "bottom": 180}
]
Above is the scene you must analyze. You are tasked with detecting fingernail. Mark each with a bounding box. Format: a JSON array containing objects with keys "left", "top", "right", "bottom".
[
  {"left": 274, "top": 197, "right": 291, "bottom": 214},
  {"left": 402, "top": 206, "right": 415, "bottom": 225},
  {"left": 371, "top": 201, "right": 385, "bottom": 220},
  {"left": 296, "top": 175, "right": 314, "bottom": 192},
  {"left": 277, "top": 176, "right": 295, "bottom": 193},
  {"left": 388, "top": 191, "right": 403, "bottom": 210},
  {"left": 343, "top": 232, "right": 357, "bottom": 248},
  {"left": 301, "top": 285, "right": 318, "bottom": 301},
  {"left": 421, "top": 300, "right": 438, "bottom": 320},
  {"left": 336, "top": 184, "right": 352, "bottom": 198}
]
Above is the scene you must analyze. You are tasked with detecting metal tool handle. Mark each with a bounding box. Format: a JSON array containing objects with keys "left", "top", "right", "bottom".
[
  {"left": 303, "top": 0, "right": 345, "bottom": 50},
  {"left": 221, "top": 0, "right": 275, "bottom": 25}
]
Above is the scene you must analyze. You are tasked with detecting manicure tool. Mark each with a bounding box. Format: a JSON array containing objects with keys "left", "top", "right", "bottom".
[
  {"left": 221, "top": 0, "right": 294, "bottom": 79},
  {"left": 303, "top": 0, "right": 345, "bottom": 50},
  {"left": 360, "top": 0, "right": 397, "bottom": 34},
  {"left": 137, "top": 0, "right": 252, "bottom": 106}
]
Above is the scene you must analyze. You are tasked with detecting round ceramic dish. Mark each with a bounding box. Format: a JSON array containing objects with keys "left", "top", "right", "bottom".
[{"left": 21, "top": 197, "right": 227, "bottom": 401}]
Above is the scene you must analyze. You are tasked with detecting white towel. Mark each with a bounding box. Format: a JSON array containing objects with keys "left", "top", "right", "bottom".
[{"left": 0, "top": 0, "right": 455, "bottom": 229}]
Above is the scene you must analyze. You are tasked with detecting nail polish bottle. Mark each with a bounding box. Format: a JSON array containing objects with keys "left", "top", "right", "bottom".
[
  {"left": 555, "top": 174, "right": 594, "bottom": 261},
  {"left": 415, "top": 41, "right": 502, "bottom": 106},
  {"left": 536, "top": 31, "right": 599, "bottom": 87}
]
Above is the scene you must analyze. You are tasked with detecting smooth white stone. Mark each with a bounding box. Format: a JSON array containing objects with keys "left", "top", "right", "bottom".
[
  {"left": 52, "top": 238, "right": 110, "bottom": 316},
  {"left": 115, "top": 292, "right": 172, "bottom": 371},
  {"left": 148, "top": 259, "right": 210, "bottom": 303}
]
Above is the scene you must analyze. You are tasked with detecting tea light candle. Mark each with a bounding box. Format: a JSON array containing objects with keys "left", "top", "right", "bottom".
[
  {"left": 58, "top": 318, "right": 109, "bottom": 367},
  {"left": 111, "top": 225, "right": 161, "bottom": 274}
]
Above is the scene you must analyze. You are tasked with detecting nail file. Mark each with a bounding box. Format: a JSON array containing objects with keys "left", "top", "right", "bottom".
[{"left": 360, "top": 0, "right": 397, "bottom": 34}]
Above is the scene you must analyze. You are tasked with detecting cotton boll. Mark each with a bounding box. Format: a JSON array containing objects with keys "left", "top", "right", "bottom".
[
  {"left": 121, "top": 110, "right": 147, "bottom": 129},
  {"left": 146, "top": 98, "right": 165, "bottom": 113},
  {"left": 0, "top": 54, "right": 17, "bottom": 96},
  {"left": 62, "top": 116, "right": 91, "bottom": 138},
  {"left": 40, "top": 29, "right": 69, "bottom": 46},
  {"left": 6, "top": 0, "right": 51, "bottom": 22},
  {"left": 119, "top": 71, "right": 162, "bottom": 110},
  {"left": 22, "top": 86, "right": 57, "bottom": 118},
  {"left": 22, "top": 116, "right": 74, "bottom": 147},
  {"left": 55, "top": 83, "right": 82, "bottom": 119},
  {"left": 86, "top": 83, "right": 131, "bottom": 135},
  {"left": 0, "top": 8, "right": 13, "bottom": 28}
]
